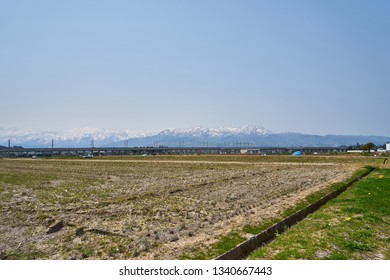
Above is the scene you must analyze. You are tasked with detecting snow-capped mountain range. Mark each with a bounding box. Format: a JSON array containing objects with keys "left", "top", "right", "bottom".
[
  {"left": 0, "top": 126, "right": 158, "bottom": 147},
  {"left": 0, "top": 125, "right": 271, "bottom": 147},
  {"left": 1, "top": 125, "right": 390, "bottom": 148},
  {"left": 158, "top": 126, "right": 271, "bottom": 137}
]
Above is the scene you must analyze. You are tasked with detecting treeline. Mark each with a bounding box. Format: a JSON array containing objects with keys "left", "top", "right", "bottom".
[
  {"left": 0, "top": 145, "right": 24, "bottom": 149},
  {"left": 347, "top": 142, "right": 385, "bottom": 151}
]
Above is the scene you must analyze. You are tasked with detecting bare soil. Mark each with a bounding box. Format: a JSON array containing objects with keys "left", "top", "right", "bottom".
[{"left": 0, "top": 156, "right": 355, "bottom": 259}]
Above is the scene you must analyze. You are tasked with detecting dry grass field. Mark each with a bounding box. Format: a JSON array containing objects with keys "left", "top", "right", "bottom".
[{"left": 0, "top": 155, "right": 378, "bottom": 259}]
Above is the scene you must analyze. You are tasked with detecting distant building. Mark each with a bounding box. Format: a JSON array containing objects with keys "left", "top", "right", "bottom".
[{"left": 386, "top": 142, "right": 390, "bottom": 151}]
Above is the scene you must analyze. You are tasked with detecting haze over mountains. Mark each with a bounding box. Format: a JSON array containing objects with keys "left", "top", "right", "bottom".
[{"left": 1, "top": 125, "right": 389, "bottom": 148}]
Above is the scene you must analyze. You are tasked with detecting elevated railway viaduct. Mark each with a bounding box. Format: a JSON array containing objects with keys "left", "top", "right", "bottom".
[{"left": 0, "top": 146, "right": 347, "bottom": 157}]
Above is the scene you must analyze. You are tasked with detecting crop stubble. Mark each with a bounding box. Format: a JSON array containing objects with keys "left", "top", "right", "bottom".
[{"left": 0, "top": 157, "right": 353, "bottom": 259}]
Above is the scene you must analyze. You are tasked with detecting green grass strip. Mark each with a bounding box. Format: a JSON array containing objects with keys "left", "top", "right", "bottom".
[{"left": 248, "top": 168, "right": 390, "bottom": 259}]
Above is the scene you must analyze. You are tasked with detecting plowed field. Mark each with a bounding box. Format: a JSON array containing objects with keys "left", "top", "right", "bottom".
[{"left": 0, "top": 156, "right": 358, "bottom": 259}]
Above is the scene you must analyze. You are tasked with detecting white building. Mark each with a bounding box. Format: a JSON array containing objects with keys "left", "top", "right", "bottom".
[{"left": 386, "top": 143, "right": 390, "bottom": 151}]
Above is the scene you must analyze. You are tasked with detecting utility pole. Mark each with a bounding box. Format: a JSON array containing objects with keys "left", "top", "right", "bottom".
[
  {"left": 51, "top": 139, "right": 54, "bottom": 149},
  {"left": 7, "top": 139, "right": 10, "bottom": 158}
]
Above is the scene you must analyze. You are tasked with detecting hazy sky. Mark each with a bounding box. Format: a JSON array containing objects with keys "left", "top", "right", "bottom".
[{"left": 1, "top": 0, "right": 389, "bottom": 136}]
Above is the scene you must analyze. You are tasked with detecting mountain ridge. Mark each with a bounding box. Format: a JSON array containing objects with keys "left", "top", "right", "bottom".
[{"left": 1, "top": 125, "right": 389, "bottom": 148}]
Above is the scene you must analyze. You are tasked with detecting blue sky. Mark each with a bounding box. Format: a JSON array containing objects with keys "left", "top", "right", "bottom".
[{"left": 1, "top": 0, "right": 389, "bottom": 136}]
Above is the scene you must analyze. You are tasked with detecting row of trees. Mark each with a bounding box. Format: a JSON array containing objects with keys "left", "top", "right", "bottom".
[{"left": 348, "top": 142, "right": 383, "bottom": 152}]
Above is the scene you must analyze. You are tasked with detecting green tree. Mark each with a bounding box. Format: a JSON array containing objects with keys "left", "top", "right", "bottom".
[{"left": 361, "top": 142, "right": 375, "bottom": 152}]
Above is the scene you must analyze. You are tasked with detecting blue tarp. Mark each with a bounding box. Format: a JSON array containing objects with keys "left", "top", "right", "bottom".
[{"left": 291, "top": 151, "right": 302, "bottom": 156}]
